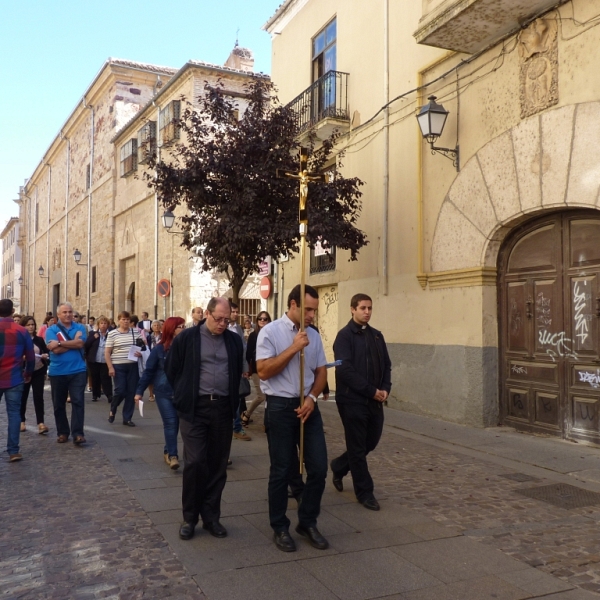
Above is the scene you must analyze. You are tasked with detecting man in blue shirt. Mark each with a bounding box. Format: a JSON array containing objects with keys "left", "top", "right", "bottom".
[{"left": 46, "top": 302, "right": 88, "bottom": 444}]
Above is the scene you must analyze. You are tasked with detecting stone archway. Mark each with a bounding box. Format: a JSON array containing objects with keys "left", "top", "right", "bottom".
[{"left": 430, "top": 102, "right": 600, "bottom": 273}]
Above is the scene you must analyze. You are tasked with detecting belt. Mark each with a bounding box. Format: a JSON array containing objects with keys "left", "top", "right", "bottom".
[{"left": 199, "top": 394, "right": 229, "bottom": 401}]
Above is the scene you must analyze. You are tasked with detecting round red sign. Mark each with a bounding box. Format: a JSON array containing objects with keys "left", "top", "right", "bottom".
[
  {"left": 157, "top": 278, "right": 171, "bottom": 298},
  {"left": 259, "top": 276, "right": 271, "bottom": 299}
]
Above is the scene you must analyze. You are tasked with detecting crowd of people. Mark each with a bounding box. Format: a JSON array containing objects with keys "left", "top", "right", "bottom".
[{"left": 0, "top": 285, "right": 392, "bottom": 554}]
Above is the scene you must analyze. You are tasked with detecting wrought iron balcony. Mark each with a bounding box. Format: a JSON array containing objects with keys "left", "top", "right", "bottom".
[{"left": 287, "top": 71, "right": 349, "bottom": 136}]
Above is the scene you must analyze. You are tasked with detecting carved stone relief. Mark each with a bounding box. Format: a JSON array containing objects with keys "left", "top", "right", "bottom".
[{"left": 519, "top": 18, "right": 558, "bottom": 119}]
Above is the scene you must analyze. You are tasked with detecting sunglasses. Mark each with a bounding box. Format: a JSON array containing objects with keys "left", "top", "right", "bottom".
[
  {"left": 258, "top": 317, "right": 269, "bottom": 322},
  {"left": 176, "top": 325, "right": 185, "bottom": 329}
]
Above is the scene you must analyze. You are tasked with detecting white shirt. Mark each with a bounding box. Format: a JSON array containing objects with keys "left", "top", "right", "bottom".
[{"left": 256, "top": 313, "right": 326, "bottom": 398}]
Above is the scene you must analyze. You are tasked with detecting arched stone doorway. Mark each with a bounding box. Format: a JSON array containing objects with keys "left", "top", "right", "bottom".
[
  {"left": 127, "top": 282, "right": 135, "bottom": 315},
  {"left": 498, "top": 210, "right": 600, "bottom": 443}
]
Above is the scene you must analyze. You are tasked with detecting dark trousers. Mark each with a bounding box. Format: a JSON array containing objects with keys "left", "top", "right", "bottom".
[
  {"left": 88, "top": 361, "right": 113, "bottom": 401},
  {"left": 110, "top": 363, "right": 139, "bottom": 422},
  {"left": 265, "top": 395, "right": 327, "bottom": 532},
  {"left": 50, "top": 371, "right": 87, "bottom": 439},
  {"left": 20, "top": 367, "right": 47, "bottom": 423},
  {"left": 330, "top": 400, "right": 384, "bottom": 502},
  {"left": 179, "top": 398, "right": 233, "bottom": 525}
]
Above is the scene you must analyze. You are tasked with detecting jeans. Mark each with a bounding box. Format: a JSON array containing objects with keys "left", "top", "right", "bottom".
[
  {"left": 155, "top": 393, "right": 179, "bottom": 458},
  {"left": 111, "top": 363, "right": 139, "bottom": 422},
  {"left": 0, "top": 383, "right": 24, "bottom": 455},
  {"left": 20, "top": 368, "right": 47, "bottom": 424},
  {"left": 180, "top": 397, "right": 233, "bottom": 525},
  {"left": 50, "top": 371, "right": 87, "bottom": 439},
  {"left": 331, "top": 400, "right": 384, "bottom": 502},
  {"left": 265, "top": 395, "right": 327, "bottom": 532}
]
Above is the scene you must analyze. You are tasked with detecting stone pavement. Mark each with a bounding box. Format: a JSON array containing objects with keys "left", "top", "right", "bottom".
[{"left": 2, "top": 384, "right": 600, "bottom": 599}]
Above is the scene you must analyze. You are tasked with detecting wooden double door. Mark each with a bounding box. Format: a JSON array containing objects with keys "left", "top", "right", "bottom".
[{"left": 499, "top": 211, "right": 600, "bottom": 442}]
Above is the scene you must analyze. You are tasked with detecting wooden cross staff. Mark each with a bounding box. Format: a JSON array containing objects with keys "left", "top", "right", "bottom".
[{"left": 277, "top": 147, "right": 331, "bottom": 473}]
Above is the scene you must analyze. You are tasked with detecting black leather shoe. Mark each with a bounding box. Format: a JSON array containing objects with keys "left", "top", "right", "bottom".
[
  {"left": 274, "top": 530, "right": 296, "bottom": 552},
  {"left": 108, "top": 413, "right": 115, "bottom": 424},
  {"left": 330, "top": 461, "right": 343, "bottom": 491},
  {"left": 295, "top": 524, "right": 329, "bottom": 550},
  {"left": 179, "top": 522, "right": 196, "bottom": 540},
  {"left": 202, "top": 521, "right": 227, "bottom": 538},
  {"left": 361, "top": 497, "right": 381, "bottom": 511},
  {"left": 123, "top": 421, "right": 136, "bottom": 427}
]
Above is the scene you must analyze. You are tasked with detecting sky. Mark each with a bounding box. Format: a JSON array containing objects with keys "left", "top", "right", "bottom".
[{"left": 0, "top": 0, "right": 278, "bottom": 230}]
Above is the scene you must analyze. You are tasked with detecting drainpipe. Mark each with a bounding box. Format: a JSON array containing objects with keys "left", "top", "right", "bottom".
[
  {"left": 61, "top": 133, "right": 70, "bottom": 305},
  {"left": 83, "top": 99, "right": 94, "bottom": 321},
  {"left": 46, "top": 165, "right": 51, "bottom": 314},
  {"left": 382, "top": 0, "right": 390, "bottom": 296},
  {"left": 152, "top": 99, "right": 160, "bottom": 320}
]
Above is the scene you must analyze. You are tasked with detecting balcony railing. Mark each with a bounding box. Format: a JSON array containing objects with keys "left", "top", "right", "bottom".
[
  {"left": 287, "top": 71, "right": 349, "bottom": 134},
  {"left": 310, "top": 245, "right": 336, "bottom": 274}
]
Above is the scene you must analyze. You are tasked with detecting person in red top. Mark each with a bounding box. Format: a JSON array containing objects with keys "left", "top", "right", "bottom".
[{"left": 0, "top": 299, "right": 35, "bottom": 461}]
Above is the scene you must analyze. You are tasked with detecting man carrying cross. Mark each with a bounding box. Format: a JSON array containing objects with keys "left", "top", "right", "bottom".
[{"left": 256, "top": 284, "right": 328, "bottom": 552}]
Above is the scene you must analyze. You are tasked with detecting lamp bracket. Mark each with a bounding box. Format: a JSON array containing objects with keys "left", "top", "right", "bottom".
[{"left": 429, "top": 143, "right": 460, "bottom": 172}]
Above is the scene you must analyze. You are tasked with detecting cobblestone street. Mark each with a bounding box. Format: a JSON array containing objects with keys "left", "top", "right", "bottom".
[{"left": 2, "top": 385, "right": 600, "bottom": 599}]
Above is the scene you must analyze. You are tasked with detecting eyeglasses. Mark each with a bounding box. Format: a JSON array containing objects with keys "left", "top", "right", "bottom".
[
  {"left": 176, "top": 325, "right": 185, "bottom": 329},
  {"left": 209, "top": 314, "right": 228, "bottom": 324},
  {"left": 258, "top": 317, "right": 269, "bottom": 322}
]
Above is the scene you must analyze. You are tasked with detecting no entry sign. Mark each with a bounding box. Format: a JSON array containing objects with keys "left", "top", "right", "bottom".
[{"left": 157, "top": 278, "right": 171, "bottom": 298}]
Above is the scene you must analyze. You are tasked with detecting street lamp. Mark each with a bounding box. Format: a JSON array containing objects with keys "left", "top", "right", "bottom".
[
  {"left": 161, "top": 209, "right": 184, "bottom": 235},
  {"left": 73, "top": 248, "right": 88, "bottom": 266},
  {"left": 18, "top": 276, "right": 23, "bottom": 285},
  {"left": 38, "top": 265, "right": 48, "bottom": 279},
  {"left": 416, "top": 95, "right": 460, "bottom": 172}
]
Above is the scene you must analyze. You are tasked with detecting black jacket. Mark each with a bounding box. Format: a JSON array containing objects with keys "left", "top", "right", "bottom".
[
  {"left": 84, "top": 330, "right": 109, "bottom": 363},
  {"left": 164, "top": 319, "right": 243, "bottom": 423},
  {"left": 333, "top": 319, "right": 392, "bottom": 404}
]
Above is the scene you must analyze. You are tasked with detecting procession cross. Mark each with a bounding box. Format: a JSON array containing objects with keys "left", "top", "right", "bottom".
[{"left": 277, "top": 147, "right": 331, "bottom": 473}]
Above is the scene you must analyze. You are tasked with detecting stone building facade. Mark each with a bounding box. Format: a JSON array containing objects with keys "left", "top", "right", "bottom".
[
  {"left": 264, "top": 0, "right": 600, "bottom": 441},
  {"left": 1, "top": 218, "right": 21, "bottom": 310},
  {"left": 17, "top": 50, "right": 261, "bottom": 322}
]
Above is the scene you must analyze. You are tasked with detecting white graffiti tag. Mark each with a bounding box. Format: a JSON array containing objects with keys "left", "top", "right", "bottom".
[
  {"left": 511, "top": 365, "right": 528, "bottom": 375},
  {"left": 579, "top": 370, "right": 600, "bottom": 389},
  {"left": 538, "top": 329, "right": 579, "bottom": 361},
  {"left": 573, "top": 281, "right": 591, "bottom": 345}
]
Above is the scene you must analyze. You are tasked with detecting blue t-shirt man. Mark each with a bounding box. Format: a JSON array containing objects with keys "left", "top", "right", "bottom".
[{"left": 46, "top": 321, "right": 87, "bottom": 376}]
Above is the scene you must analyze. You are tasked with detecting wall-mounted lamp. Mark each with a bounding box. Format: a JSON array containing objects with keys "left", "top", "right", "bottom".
[
  {"left": 416, "top": 95, "right": 459, "bottom": 172},
  {"left": 18, "top": 276, "right": 23, "bottom": 285},
  {"left": 162, "top": 210, "right": 184, "bottom": 235},
  {"left": 38, "top": 265, "right": 48, "bottom": 279},
  {"left": 73, "top": 248, "right": 88, "bottom": 266}
]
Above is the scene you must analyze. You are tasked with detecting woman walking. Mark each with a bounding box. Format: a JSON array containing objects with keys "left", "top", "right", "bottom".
[
  {"left": 134, "top": 316, "right": 184, "bottom": 470},
  {"left": 84, "top": 316, "right": 113, "bottom": 403},
  {"left": 241, "top": 311, "right": 271, "bottom": 426},
  {"left": 106, "top": 311, "right": 144, "bottom": 426},
  {"left": 19, "top": 316, "right": 49, "bottom": 434}
]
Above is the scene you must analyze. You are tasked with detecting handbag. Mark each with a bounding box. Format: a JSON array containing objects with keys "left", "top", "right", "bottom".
[{"left": 239, "top": 375, "right": 251, "bottom": 398}]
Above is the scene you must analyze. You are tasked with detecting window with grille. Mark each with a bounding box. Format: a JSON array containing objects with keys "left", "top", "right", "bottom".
[
  {"left": 310, "top": 239, "right": 336, "bottom": 274},
  {"left": 120, "top": 139, "right": 138, "bottom": 177},
  {"left": 238, "top": 299, "right": 262, "bottom": 323},
  {"left": 91, "top": 266, "right": 97, "bottom": 293},
  {"left": 137, "top": 121, "right": 157, "bottom": 164},
  {"left": 159, "top": 100, "right": 181, "bottom": 146},
  {"left": 75, "top": 272, "right": 80, "bottom": 297}
]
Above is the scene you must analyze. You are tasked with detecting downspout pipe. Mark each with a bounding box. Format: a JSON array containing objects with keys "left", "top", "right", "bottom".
[
  {"left": 61, "top": 132, "right": 70, "bottom": 305},
  {"left": 153, "top": 99, "right": 160, "bottom": 320},
  {"left": 83, "top": 99, "right": 93, "bottom": 321},
  {"left": 382, "top": 0, "right": 390, "bottom": 296},
  {"left": 46, "top": 165, "right": 51, "bottom": 314}
]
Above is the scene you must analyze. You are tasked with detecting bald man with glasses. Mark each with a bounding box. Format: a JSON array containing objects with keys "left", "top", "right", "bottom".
[{"left": 165, "top": 297, "right": 243, "bottom": 541}]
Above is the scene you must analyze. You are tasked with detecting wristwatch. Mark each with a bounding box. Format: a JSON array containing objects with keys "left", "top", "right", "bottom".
[
  {"left": 307, "top": 393, "right": 317, "bottom": 402},
  {"left": 57, "top": 341, "right": 62, "bottom": 347}
]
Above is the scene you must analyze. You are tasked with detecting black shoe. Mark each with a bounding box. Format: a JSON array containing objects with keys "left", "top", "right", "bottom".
[
  {"left": 274, "top": 530, "right": 296, "bottom": 552},
  {"left": 92, "top": 397, "right": 98, "bottom": 402},
  {"left": 330, "top": 461, "right": 343, "bottom": 491},
  {"left": 123, "top": 421, "right": 136, "bottom": 427},
  {"left": 179, "top": 522, "right": 196, "bottom": 540},
  {"left": 202, "top": 521, "right": 227, "bottom": 538},
  {"left": 108, "top": 413, "right": 115, "bottom": 424},
  {"left": 295, "top": 524, "right": 329, "bottom": 550},
  {"left": 361, "top": 497, "right": 381, "bottom": 511}
]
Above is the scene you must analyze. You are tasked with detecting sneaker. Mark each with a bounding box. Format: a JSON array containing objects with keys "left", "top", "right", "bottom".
[
  {"left": 233, "top": 430, "right": 251, "bottom": 441},
  {"left": 9, "top": 453, "right": 22, "bottom": 462},
  {"left": 169, "top": 456, "right": 180, "bottom": 470}
]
